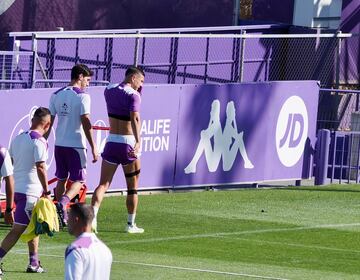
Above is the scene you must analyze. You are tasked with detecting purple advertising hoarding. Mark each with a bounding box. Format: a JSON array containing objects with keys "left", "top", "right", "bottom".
[
  {"left": 175, "top": 81, "right": 319, "bottom": 187},
  {"left": 0, "top": 81, "right": 318, "bottom": 192}
]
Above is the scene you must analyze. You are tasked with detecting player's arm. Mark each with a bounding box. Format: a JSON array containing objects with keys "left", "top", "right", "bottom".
[
  {"left": 65, "top": 249, "right": 84, "bottom": 280},
  {"left": 36, "top": 161, "right": 51, "bottom": 199},
  {"left": 81, "top": 114, "right": 98, "bottom": 163},
  {"left": 3, "top": 175, "right": 14, "bottom": 224},
  {"left": 130, "top": 111, "right": 141, "bottom": 155}
]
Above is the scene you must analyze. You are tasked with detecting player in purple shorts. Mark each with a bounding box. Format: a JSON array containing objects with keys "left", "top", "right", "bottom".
[
  {"left": 48, "top": 64, "right": 98, "bottom": 226},
  {"left": 0, "top": 107, "right": 52, "bottom": 275},
  {"left": 91, "top": 66, "right": 144, "bottom": 233}
]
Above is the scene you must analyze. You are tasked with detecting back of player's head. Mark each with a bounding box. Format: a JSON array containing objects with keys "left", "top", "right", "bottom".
[
  {"left": 69, "top": 203, "right": 94, "bottom": 226},
  {"left": 32, "top": 107, "right": 51, "bottom": 123},
  {"left": 71, "top": 64, "right": 94, "bottom": 80},
  {"left": 125, "top": 66, "right": 145, "bottom": 79}
]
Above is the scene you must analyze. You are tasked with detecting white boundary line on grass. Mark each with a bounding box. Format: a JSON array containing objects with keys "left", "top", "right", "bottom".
[
  {"left": 13, "top": 222, "right": 360, "bottom": 252},
  {"left": 225, "top": 237, "right": 360, "bottom": 254},
  {"left": 105, "top": 222, "right": 360, "bottom": 245},
  {"left": 12, "top": 251, "right": 289, "bottom": 280},
  {"left": 116, "top": 260, "right": 290, "bottom": 280}
]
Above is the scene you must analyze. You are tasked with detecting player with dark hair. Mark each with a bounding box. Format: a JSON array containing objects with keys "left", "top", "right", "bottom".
[
  {"left": 91, "top": 66, "right": 145, "bottom": 233},
  {"left": 48, "top": 64, "right": 98, "bottom": 226},
  {"left": 0, "top": 107, "right": 52, "bottom": 274},
  {"left": 65, "top": 203, "right": 112, "bottom": 279}
]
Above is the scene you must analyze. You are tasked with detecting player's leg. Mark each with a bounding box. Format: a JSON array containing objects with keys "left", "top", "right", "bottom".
[
  {"left": 92, "top": 160, "right": 118, "bottom": 208},
  {"left": 0, "top": 193, "right": 35, "bottom": 269},
  {"left": 54, "top": 179, "right": 66, "bottom": 201},
  {"left": 0, "top": 223, "right": 27, "bottom": 258},
  {"left": 91, "top": 160, "right": 118, "bottom": 232},
  {"left": 122, "top": 158, "right": 143, "bottom": 233},
  {"left": 57, "top": 148, "right": 86, "bottom": 225},
  {"left": 26, "top": 236, "right": 44, "bottom": 273}
]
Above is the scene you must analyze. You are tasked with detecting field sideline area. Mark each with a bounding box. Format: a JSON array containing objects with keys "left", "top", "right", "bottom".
[{"left": 0, "top": 185, "right": 359, "bottom": 280}]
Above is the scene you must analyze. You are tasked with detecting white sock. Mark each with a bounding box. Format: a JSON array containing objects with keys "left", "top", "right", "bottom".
[{"left": 128, "top": 213, "right": 136, "bottom": 225}]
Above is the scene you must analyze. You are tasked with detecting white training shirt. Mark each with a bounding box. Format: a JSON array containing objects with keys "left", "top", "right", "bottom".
[
  {"left": 8, "top": 130, "right": 48, "bottom": 197},
  {"left": 0, "top": 146, "right": 13, "bottom": 179},
  {"left": 65, "top": 232, "right": 112, "bottom": 280},
  {"left": 49, "top": 86, "right": 91, "bottom": 149}
]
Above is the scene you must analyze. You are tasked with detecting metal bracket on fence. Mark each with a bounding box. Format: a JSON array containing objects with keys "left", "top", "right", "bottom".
[
  {"left": 238, "top": 30, "right": 246, "bottom": 82},
  {"left": 30, "top": 33, "right": 38, "bottom": 88},
  {"left": 314, "top": 129, "right": 331, "bottom": 185},
  {"left": 134, "top": 31, "right": 140, "bottom": 67},
  {"left": 335, "top": 31, "right": 342, "bottom": 88}
]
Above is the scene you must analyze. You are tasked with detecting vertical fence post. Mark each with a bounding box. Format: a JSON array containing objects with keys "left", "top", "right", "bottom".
[
  {"left": 335, "top": 31, "right": 342, "bottom": 89},
  {"left": 238, "top": 30, "right": 246, "bottom": 82},
  {"left": 204, "top": 37, "right": 210, "bottom": 83},
  {"left": 170, "top": 37, "right": 179, "bottom": 84},
  {"left": 134, "top": 31, "right": 140, "bottom": 67},
  {"left": 314, "top": 129, "right": 331, "bottom": 185},
  {"left": 30, "top": 33, "right": 38, "bottom": 88}
]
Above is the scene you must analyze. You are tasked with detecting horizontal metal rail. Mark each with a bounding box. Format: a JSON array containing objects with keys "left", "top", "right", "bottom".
[{"left": 33, "top": 32, "right": 353, "bottom": 39}]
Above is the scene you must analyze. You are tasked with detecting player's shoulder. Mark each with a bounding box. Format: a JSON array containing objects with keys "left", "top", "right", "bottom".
[
  {"left": 0, "top": 145, "right": 6, "bottom": 159},
  {"left": 28, "top": 131, "right": 48, "bottom": 147}
]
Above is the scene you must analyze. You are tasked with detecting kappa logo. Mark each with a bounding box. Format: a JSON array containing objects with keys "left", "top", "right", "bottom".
[
  {"left": 276, "top": 96, "right": 308, "bottom": 167},
  {"left": 184, "top": 99, "right": 253, "bottom": 174}
]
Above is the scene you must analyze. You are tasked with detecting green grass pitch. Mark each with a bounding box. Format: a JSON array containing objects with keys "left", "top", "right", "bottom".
[{"left": 0, "top": 184, "right": 359, "bottom": 279}]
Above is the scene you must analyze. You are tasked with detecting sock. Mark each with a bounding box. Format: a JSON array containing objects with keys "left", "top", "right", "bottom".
[
  {"left": 59, "top": 195, "right": 71, "bottom": 208},
  {"left": 93, "top": 206, "right": 99, "bottom": 218},
  {"left": 128, "top": 213, "right": 136, "bottom": 225},
  {"left": 29, "top": 252, "right": 39, "bottom": 267},
  {"left": 0, "top": 247, "right": 7, "bottom": 259}
]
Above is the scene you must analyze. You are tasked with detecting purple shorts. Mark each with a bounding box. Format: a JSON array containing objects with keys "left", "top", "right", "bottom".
[
  {"left": 102, "top": 142, "right": 137, "bottom": 165},
  {"left": 14, "top": 193, "right": 38, "bottom": 225},
  {"left": 54, "top": 146, "right": 86, "bottom": 182}
]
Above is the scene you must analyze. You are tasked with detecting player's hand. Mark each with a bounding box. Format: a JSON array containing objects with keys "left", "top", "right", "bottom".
[
  {"left": 129, "top": 142, "right": 140, "bottom": 158},
  {"left": 92, "top": 148, "right": 99, "bottom": 163},
  {"left": 4, "top": 211, "right": 14, "bottom": 225}
]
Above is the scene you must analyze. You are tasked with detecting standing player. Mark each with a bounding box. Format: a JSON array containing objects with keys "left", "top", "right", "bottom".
[
  {"left": 65, "top": 203, "right": 112, "bottom": 280},
  {"left": 48, "top": 64, "right": 98, "bottom": 226},
  {"left": 0, "top": 145, "right": 14, "bottom": 226},
  {"left": 0, "top": 107, "right": 52, "bottom": 274},
  {"left": 91, "top": 66, "right": 144, "bottom": 233}
]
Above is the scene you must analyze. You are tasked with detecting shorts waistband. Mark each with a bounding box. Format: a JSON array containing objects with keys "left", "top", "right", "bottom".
[{"left": 106, "top": 134, "right": 136, "bottom": 146}]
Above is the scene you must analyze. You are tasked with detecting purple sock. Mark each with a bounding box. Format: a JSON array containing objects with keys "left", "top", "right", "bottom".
[
  {"left": 59, "top": 195, "right": 71, "bottom": 208},
  {"left": 29, "top": 252, "right": 39, "bottom": 267},
  {"left": 0, "top": 247, "right": 7, "bottom": 258}
]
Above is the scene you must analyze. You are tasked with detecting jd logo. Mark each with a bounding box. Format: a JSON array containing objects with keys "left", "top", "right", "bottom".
[
  {"left": 276, "top": 96, "right": 308, "bottom": 167},
  {"left": 184, "top": 99, "right": 254, "bottom": 174}
]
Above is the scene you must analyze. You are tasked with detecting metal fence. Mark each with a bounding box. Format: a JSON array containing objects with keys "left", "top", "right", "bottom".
[
  {"left": 0, "top": 50, "right": 34, "bottom": 89},
  {"left": 315, "top": 129, "right": 360, "bottom": 185},
  {"left": 1, "top": 28, "right": 357, "bottom": 89},
  {"left": 317, "top": 88, "right": 360, "bottom": 131}
]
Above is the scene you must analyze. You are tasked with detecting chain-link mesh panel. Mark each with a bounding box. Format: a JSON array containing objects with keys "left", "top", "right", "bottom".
[
  {"left": 0, "top": 51, "right": 34, "bottom": 89},
  {"left": 243, "top": 37, "right": 338, "bottom": 86},
  {"left": 317, "top": 90, "right": 360, "bottom": 131},
  {"left": 339, "top": 35, "right": 360, "bottom": 85},
  {"left": 2, "top": 33, "right": 359, "bottom": 89}
]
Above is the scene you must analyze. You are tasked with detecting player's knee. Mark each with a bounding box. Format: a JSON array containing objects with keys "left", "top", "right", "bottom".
[
  {"left": 127, "top": 189, "right": 138, "bottom": 195},
  {"left": 125, "top": 169, "right": 140, "bottom": 178}
]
